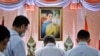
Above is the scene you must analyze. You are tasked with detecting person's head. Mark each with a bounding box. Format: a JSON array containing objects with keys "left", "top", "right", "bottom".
[
  {"left": 46, "top": 11, "right": 53, "bottom": 21},
  {"left": 12, "top": 15, "right": 30, "bottom": 36},
  {"left": 76, "top": 29, "right": 90, "bottom": 44},
  {"left": 0, "top": 25, "right": 10, "bottom": 52},
  {"left": 43, "top": 35, "right": 55, "bottom": 46}
]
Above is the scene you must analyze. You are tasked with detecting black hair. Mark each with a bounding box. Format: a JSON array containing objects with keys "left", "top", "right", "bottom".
[
  {"left": 0, "top": 25, "right": 10, "bottom": 42},
  {"left": 43, "top": 35, "right": 55, "bottom": 44},
  {"left": 77, "top": 29, "right": 90, "bottom": 40},
  {"left": 41, "top": 10, "right": 53, "bottom": 16},
  {"left": 46, "top": 10, "right": 53, "bottom": 16},
  {"left": 13, "top": 15, "right": 30, "bottom": 27}
]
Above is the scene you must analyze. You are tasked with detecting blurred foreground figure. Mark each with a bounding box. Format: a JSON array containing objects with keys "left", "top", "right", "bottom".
[
  {"left": 65, "top": 29, "right": 100, "bottom": 56},
  {"left": 0, "top": 25, "right": 10, "bottom": 56},
  {"left": 4, "top": 15, "right": 30, "bottom": 56}
]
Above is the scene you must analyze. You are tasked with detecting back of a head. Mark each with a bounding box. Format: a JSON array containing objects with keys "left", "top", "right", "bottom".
[
  {"left": 13, "top": 15, "right": 30, "bottom": 27},
  {"left": 0, "top": 25, "right": 10, "bottom": 42},
  {"left": 77, "top": 30, "right": 90, "bottom": 41},
  {"left": 43, "top": 35, "right": 55, "bottom": 44}
]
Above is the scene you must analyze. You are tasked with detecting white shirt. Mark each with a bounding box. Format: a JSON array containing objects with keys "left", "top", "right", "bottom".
[
  {"left": 4, "top": 29, "right": 26, "bottom": 56},
  {"left": 35, "top": 43, "right": 65, "bottom": 56},
  {"left": 0, "top": 52, "right": 5, "bottom": 56},
  {"left": 65, "top": 42, "right": 100, "bottom": 56}
]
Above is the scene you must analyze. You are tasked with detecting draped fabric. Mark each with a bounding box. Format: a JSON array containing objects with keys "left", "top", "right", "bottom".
[
  {"left": 0, "top": 0, "right": 26, "bottom": 11},
  {"left": 72, "top": 0, "right": 80, "bottom": 3},
  {"left": 26, "top": 0, "right": 35, "bottom": 5},
  {"left": 80, "top": 0, "right": 100, "bottom": 11},
  {"left": 35, "top": 0, "right": 71, "bottom": 7},
  {"left": 25, "top": 0, "right": 35, "bottom": 11},
  {"left": 0, "top": 0, "right": 99, "bottom": 11}
]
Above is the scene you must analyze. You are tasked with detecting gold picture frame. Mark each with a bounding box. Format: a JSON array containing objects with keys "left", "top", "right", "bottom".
[{"left": 38, "top": 7, "right": 63, "bottom": 41}]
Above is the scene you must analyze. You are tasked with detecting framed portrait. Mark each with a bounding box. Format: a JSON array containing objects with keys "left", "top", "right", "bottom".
[{"left": 38, "top": 7, "right": 62, "bottom": 41}]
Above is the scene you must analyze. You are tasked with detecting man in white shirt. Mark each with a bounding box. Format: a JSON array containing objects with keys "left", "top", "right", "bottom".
[
  {"left": 0, "top": 25, "right": 10, "bottom": 56},
  {"left": 65, "top": 29, "right": 100, "bottom": 56},
  {"left": 35, "top": 35, "right": 65, "bottom": 56},
  {"left": 4, "top": 15, "right": 30, "bottom": 56}
]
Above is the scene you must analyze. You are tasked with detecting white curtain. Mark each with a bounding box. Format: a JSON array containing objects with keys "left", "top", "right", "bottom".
[
  {"left": 26, "top": 0, "right": 35, "bottom": 5},
  {"left": 35, "top": 0, "right": 71, "bottom": 7},
  {"left": 0, "top": 0, "right": 26, "bottom": 11},
  {"left": 0, "top": 0, "right": 99, "bottom": 11},
  {"left": 80, "top": 0, "right": 100, "bottom": 11}
]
